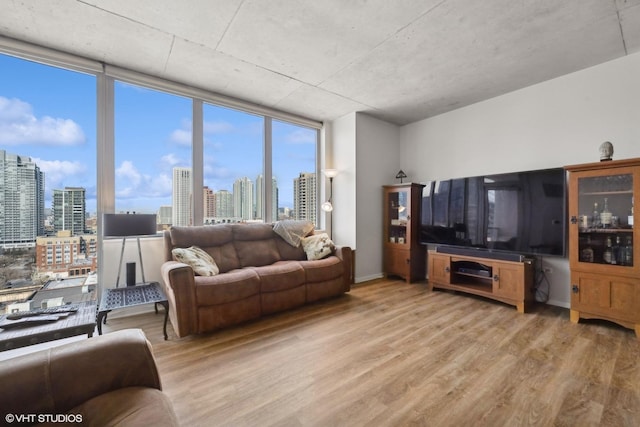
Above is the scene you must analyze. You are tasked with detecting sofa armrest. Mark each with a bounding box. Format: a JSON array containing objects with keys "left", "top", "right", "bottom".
[
  {"left": 334, "top": 246, "right": 354, "bottom": 290},
  {"left": 161, "top": 260, "right": 198, "bottom": 338},
  {"left": 0, "top": 329, "right": 160, "bottom": 417}
]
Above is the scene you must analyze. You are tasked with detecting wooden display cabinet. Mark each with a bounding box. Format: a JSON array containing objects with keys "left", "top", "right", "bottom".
[
  {"left": 566, "top": 158, "right": 640, "bottom": 338},
  {"left": 383, "top": 183, "right": 425, "bottom": 283},
  {"left": 427, "top": 250, "right": 535, "bottom": 313}
]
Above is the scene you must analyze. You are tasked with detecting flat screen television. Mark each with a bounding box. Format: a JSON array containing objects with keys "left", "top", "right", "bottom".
[{"left": 419, "top": 167, "right": 566, "bottom": 258}]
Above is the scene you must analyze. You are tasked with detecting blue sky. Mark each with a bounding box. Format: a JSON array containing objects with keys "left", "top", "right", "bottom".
[{"left": 0, "top": 53, "right": 316, "bottom": 215}]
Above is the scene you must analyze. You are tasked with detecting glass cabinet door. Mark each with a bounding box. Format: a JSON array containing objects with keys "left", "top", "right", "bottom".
[
  {"left": 386, "top": 189, "right": 409, "bottom": 246},
  {"left": 575, "top": 171, "right": 634, "bottom": 267}
]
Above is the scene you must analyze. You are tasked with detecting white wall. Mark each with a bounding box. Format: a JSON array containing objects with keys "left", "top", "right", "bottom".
[
  {"left": 399, "top": 52, "right": 640, "bottom": 307},
  {"left": 355, "top": 113, "right": 401, "bottom": 282},
  {"left": 331, "top": 113, "right": 358, "bottom": 249},
  {"left": 330, "top": 112, "right": 400, "bottom": 282}
]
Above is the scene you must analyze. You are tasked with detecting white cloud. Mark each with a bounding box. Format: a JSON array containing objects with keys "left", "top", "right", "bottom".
[
  {"left": 170, "top": 128, "right": 191, "bottom": 145},
  {"left": 33, "top": 157, "right": 87, "bottom": 187},
  {"left": 115, "top": 160, "right": 172, "bottom": 199},
  {"left": 160, "top": 153, "right": 185, "bottom": 168},
  {"left": 0, "top": 96, "right": 86, "bottom": 145},
  {"left": 286, "top": 129, "right": 315, "bottom": 145},
  {"left": 204, "top": 120, "right": 233, "bottom": 134}
]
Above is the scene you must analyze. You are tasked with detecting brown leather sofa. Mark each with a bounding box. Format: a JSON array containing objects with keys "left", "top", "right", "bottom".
[
  {"left": 0, "top": 329, "right": 178, "bottom": 426},
  {"left": 161, "top": 223, "right": 353, "bottom": 338}
]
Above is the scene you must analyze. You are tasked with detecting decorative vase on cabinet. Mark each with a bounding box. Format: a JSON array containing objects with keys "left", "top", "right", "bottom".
[
  {"left": 383, "top": 183, "right": 425, "bottom": 283},
  {"left": 566, "top": 157, "right": 640, "bottom": 339}
]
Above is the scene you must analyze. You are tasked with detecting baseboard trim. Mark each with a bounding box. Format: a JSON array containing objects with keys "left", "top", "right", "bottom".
[{"left": 355, "top": 273, "right": 384, "bottom": 284}]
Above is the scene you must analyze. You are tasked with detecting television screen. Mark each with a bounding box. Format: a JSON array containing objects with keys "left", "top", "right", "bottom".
[{"left": 419, "top": 168, "right": 566, "bottom": 257}]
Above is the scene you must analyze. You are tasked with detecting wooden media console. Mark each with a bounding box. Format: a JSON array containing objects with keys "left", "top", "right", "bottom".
[{"left": 427, "top": 250, "right": 535, "bottom": 313}]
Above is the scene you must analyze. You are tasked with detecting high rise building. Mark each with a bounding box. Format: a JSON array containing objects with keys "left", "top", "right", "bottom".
[
  {"left": 255, "top": 175, "right": 279, "bottom": 222},
  {"left": 157, "top": 205, "right": 172, "bottom": 226},
  {"left": 172, "top": 167, "right": 192, "bottom": 226},
  {"left": 53, "top": 187, "right": 86, "bottom": 236},
  {"left": 215, "top": 190, "right": 233, "bottom": 218},
  {"left": 255, "top": 175, "right": 264, "bottom": 220},
  {"left": 233, "top": 177, "right": 254, "bottom": 221},
  {"left": 293, "top": 172, "right": 317, "bottom": 224},
  {"left": 0, "top": 150, "right": 45, "bottom": 249},
  {"left": 203, "top": 186, "right": 216, "bottom": 218}
]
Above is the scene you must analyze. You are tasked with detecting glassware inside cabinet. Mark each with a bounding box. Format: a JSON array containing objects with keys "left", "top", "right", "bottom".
[
  {"left": 577, "top": 173, "right": 634, "bottom": 266},
  {"left": 387, "top": 190, "right": 408, "bottom": 244}
]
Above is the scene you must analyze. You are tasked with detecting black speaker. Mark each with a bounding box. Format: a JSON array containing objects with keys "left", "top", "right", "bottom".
[{"left": 126, "top": 262, "right": 136, "bottom": 287}]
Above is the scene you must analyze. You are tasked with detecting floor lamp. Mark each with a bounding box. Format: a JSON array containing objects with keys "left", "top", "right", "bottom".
[
  {"left": 103, "top": 213, "right": 157, "bottom": 287},
  {"left": 322, "top": 169, "right": 338, "bottom": 237}
]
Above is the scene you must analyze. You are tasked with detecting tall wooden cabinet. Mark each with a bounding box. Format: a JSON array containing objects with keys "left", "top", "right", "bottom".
[
  {"left": 383, "top": 183, "right": 425, "bottom": 283},
  {"left": 566, "top": 158, "right": 640, "bottom": 338}
]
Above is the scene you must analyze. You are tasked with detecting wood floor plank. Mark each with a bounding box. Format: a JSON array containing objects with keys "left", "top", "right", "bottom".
[{"left": 102, "top": 280, "right": 640, "bottom": 426}]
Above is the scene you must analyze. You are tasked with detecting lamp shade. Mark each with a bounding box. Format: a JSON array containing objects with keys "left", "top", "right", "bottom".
[
  {"left": 323, "top": 168, "right": 338, "bottom": 178},
  {"left": 103, "top": 214, "right": 157, "bottom": 237}
]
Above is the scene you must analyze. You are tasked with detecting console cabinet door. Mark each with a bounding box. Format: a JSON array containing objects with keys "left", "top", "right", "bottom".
[
  {"left": 385, "top": 248, "right": 410, "bottom": 281},
  {"left": 571, "top": 271, "right": 640, "bottom": 324},
  {"left": 492, "top": 262, "right": 523, "bottom": 300},
  {"left": 428, "top": 253, "right": 451, "bottom": 285}
]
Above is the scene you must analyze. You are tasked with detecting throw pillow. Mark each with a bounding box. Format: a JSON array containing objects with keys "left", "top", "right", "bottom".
[
  {"left": 301, "top": 233, "right": 336, "bottom": 260},
  {"left": 172, "top": 246, "right": 219, "bottom": 276}
]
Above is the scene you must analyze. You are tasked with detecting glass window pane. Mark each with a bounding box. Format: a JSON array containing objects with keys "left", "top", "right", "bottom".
[
  {"left": 272, "top": 120, "right": 317, "bottom": 225},
  {"left": 203, "top": 104, "right": 263, "bottom": 224},
  {"left": 0, "top": 53, "right": 97, "bottom": 311},
  {"left": 114, "top": 82, "right": 192, "bottom": 226}
]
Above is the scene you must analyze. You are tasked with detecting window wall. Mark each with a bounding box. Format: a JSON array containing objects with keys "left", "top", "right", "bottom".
[
  {"left": 0, "top": 53, "right": 97, "bottom": 309},
  {"left": 0, "top": 41, "right": 322, "bottom": 312},
  {"left": 203, "top": 104, "right": 263, "bottom": 223},
  {"left": 114, "top": 82, "right": 192, "bottom": 225}
]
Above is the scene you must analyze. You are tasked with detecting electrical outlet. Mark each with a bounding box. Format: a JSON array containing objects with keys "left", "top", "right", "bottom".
[{"left": 543, "top": 267, "right": 553, "bottom": 274}]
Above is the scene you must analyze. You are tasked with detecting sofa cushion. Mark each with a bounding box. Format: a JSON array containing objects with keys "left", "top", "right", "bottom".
[
  {"left": 274, "top": 237, "right": 307, "bottom": 261},
  {"left": 299, "top": 256, "right": 344, "bottom": 283},
  {"left": 206, "top": 242, "right": 241, "bottom": 273},
  {"left": 194, "top": 269, "right": 260, "bottom": 305},
  {"left": 70, "top": 387, "right": 178, "bottom": 427},
  {"left": 171, "top": 246, "right": 219, "bottom": 276},
  {"left": 301, "top": 233, "right": 336, "bottom": 260},
  {"left": 234, "top": 239, "right": 281, "bottom": 267},
  {"left": 231, "top": 223, "right": 281, "bottom": 267},
  {"left": 251, "top": 261, "right": 305, "bottom": 293},
  {"left": 170, "top": 225, "right": 241, "bottom": 272},
  {"left": 170, "top": 225, "right": 233, "bottom": 248}
]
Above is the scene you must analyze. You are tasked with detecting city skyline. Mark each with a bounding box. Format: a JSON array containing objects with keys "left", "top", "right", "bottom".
[{"left": 0, "top": 53, "right": 317, "bottom": 217}]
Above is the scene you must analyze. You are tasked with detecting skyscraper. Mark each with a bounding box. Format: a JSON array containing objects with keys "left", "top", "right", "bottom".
[
  {"left": 233, "top": 177, "right": 254, "bottom": 221},
  {"left": 255, "top": 175, "right": 279, "bottom": 222},
  {"left": 173, "top": 167, "right": 192, "bottom": 226},
  {"left": 0, "top": 150, "right": 45, "bottom": 249},
  {"left": 293, "top": 172, "right": 316, "bottom": 224},
  {"left": 255, "top": 174, "right": 264, "bottom": 220},
  {"left": 215, "top": 190, "right": 233, "bottom": 218},
  {"left": 53, "top": 187, "right": 86, "bottom": 236},
  {"left": 203, "top": 186, "right": 216, "bottom": 218}
]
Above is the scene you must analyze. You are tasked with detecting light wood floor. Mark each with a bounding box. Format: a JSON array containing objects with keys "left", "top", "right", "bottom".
[{"left": 103, "top": 279, "right": 640, "bottom": 427}]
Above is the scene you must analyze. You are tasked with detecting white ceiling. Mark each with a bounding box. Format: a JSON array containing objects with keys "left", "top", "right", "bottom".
[{"left": 1, "top": 0, "right": 640, "bottom": 125}]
